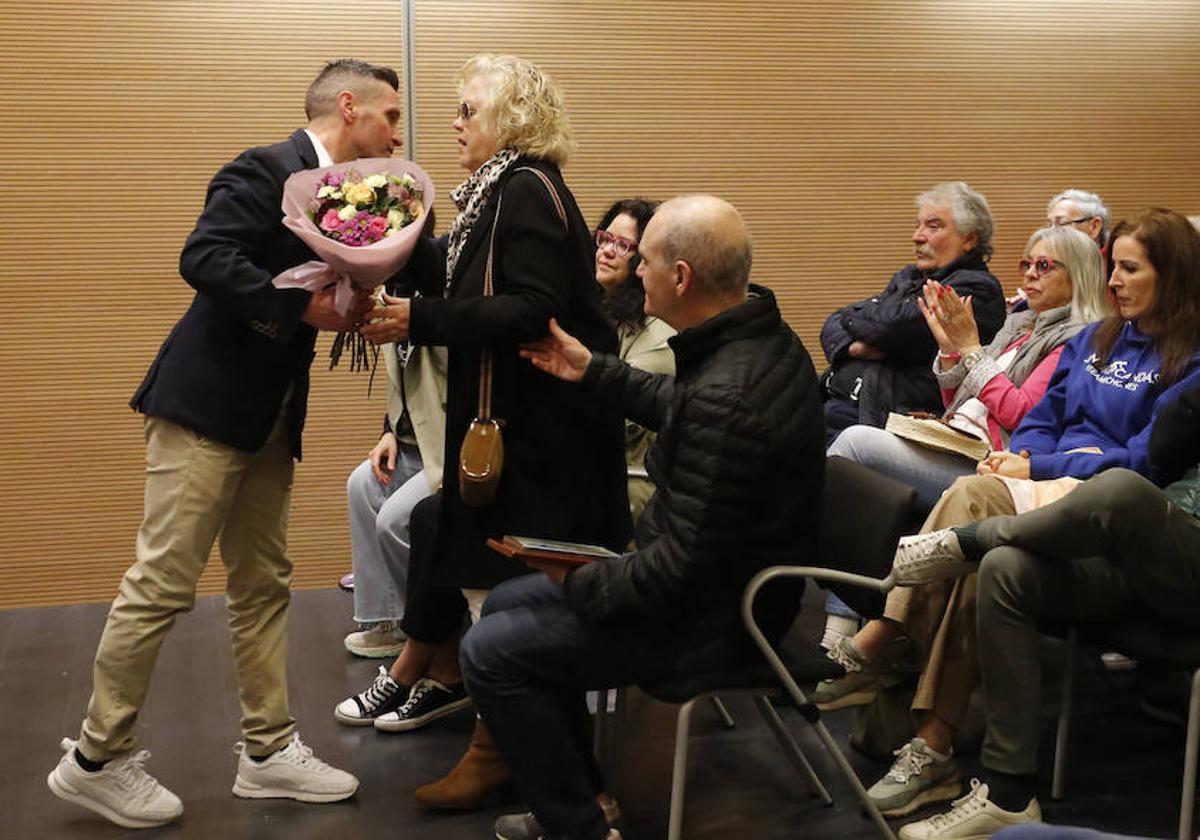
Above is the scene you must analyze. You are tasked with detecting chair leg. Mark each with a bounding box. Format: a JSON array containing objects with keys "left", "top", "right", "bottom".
[
  {"left": 809, "top": 718, "right": 897, "bottom": 840},
  {"left": 667, "top": 697, "right": 698, "bottom": 840},
  {"left": 1051, "top": 626, "right": 1078, "bottom": 801},
  {"left": 1178, "top": 667, "right": 1200, "bottom": 840},
  {"left": 709, "top": 694, "right": 736, "bottom": 729},
  {"left": 752, "top": 694, "right": 833, "bottom": 805},
  {"left": 594, "top": 688, "right": 609, "bottom": 770}
]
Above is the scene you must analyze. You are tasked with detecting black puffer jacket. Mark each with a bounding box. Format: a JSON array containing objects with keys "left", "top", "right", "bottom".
[
  {"left": 820, "top": 252, "right": 1005, "bottom": 428},
  {"left": 564, "top": 286, "right": 825, "bottom": 643}
]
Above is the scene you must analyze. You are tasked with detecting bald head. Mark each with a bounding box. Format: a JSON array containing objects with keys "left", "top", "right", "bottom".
[{"left": 647, "top": 195, "right": 753, "bottom": 298}]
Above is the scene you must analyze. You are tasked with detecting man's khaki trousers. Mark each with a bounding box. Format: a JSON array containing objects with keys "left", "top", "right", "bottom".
[{"left": 78, "top": 415, "right": 296, "bottom": 761}]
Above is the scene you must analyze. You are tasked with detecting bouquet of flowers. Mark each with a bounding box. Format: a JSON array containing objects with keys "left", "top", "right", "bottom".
[{"left": 272, "top": 157, "right": 435, "bottom": 369}]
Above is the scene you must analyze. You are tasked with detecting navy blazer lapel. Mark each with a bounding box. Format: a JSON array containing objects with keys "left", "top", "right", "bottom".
[{"left": 288, "top": 129, "right": 321, "bottom": 171}]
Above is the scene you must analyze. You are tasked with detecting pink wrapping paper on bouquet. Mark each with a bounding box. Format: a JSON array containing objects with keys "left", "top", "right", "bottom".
[{"left": 272, "top": 157, "right": 436, "bottom": 314}]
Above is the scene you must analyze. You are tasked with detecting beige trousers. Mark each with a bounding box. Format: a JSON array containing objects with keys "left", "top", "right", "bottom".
[
  {"left": 78, "top": 415, "right": 296, "bottom": 761},
  {"left": 883, "top": 474, "right": 1016, "bottom": 729}
]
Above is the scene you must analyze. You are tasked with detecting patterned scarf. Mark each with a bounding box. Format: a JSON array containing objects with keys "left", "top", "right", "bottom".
[{"left": 444, "top": 147, "right": 520, "bottom": 295}]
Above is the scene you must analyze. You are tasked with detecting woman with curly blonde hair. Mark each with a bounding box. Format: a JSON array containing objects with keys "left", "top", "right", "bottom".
[{"left": 351, "top": 54, "right": 630, "bottom": 818}]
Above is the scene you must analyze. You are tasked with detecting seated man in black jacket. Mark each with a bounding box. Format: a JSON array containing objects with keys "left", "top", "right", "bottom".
[
  {"left": 465, "top": 194, "right": 826, "bottom": 840},
  {"left": 821, "top": 181, "right": 1006, "bottom": 445},
  {"left": 890, "top": 383, "right": 1200, "bottom": 839}
]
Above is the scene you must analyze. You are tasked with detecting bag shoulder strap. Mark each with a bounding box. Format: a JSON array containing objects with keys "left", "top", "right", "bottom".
[
  {"left": 476, "top": 165, "right": 570, "bottom": 420},
  {"left": 512, "top": 165, "right": 568, "bottom": 229}
]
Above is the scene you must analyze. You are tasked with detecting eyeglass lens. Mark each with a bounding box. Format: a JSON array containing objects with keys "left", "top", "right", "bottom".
[
  {"left": 596, "top": 230, "right": 634, "bottom": 256},
  {"left": 1019, "top": 257, "right": 1057, "bottom": 274}
]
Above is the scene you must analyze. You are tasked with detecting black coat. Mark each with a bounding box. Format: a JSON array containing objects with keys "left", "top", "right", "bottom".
[
  {"left": 820, "top": 253, "right": 1005, "bottom": 428},
  {"left": 131, "top": 130, "right": 318, "bottom": 458},
  {"left": 564, "top": 286, "right": 825, "bottom": 644},
  {"left": 406, "top": 159, "right": 631, "bottom": 589}
]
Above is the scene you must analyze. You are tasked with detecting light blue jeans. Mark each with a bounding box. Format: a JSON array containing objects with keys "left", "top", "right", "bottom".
[
  {"left": 346, "top": 443, "right": 431, "bottom": 624},
  {"left": 827, "top": 423, "right": 976, "bottom": 514}
]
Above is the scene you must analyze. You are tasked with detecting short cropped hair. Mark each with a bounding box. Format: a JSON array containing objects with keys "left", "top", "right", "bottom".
[
  {"left": 915, "top": 181, "right": 995, "bottom": 260},
  {"left": 457, "top": 54, "right": 574, "bottom": 166},
  {"left": 305, "top": 59, "right": 399, "bottom": 120},
  {"left": 1024, "top": 226, "right": 1109, "bottom": 323},
  {"left": 1047, "top": 188, "right": 1111, "bottom": 246},
  {"left": 657, "top": 196, "right": 753, "bottom": 297}
]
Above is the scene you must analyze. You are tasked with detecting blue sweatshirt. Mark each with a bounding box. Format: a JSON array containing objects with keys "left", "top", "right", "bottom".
[{"left": 1011, "top": 321, "right": 1200, "bottom": 483}]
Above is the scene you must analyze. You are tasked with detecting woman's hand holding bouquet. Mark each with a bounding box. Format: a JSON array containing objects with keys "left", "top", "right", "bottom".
[{"left": 272, "top": 158, "right": 435, "bottom": 369}]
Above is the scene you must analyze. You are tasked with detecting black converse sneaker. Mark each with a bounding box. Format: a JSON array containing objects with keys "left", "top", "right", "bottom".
[
  {"left": 373, "top": 677, "right": 472, "bottom": 732},
  {"left": 334, "top": 666, "right": 407, "bottom": 725}
]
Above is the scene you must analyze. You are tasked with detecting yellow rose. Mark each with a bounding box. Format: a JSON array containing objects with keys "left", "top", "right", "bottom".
[{"left": 343, "top": 182, "right": 375, "bottom": 206}]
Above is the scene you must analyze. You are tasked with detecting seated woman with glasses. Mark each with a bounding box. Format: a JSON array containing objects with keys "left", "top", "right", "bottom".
[
  {"left": 829, "top": 209, "right": 1200, "bottom": 830},
  {"left": 828, "top": 226, "right": 1110, "bottom": 514},
  {"left": 594, "top": 198, "right": 676, "bottom": 522},
  {"left": 817, "top": 227, "right": 1110, "bottom": 667}
]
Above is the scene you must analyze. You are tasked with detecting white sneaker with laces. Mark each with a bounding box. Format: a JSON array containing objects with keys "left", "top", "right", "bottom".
[
  {"left": 344, "top": 621, "right": 406, "bottom": 658},
  {"left": 47, "top": 737, "right": 183, "bottom": 828},
  {"left": 893, "top": 529, "right": 974, "bottom": 586},
  {"left": 232, "top": 733, "right": 358, "bottom": 802},
  {"left": 897, "top": 779, "right": 1041, "bottom": 839}
]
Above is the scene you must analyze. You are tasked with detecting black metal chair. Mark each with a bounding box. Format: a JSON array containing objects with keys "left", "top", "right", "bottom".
[
  {"left": 1051, "top": 619, "right": 1200, "bottom": 840},
  {"left": 632, "top": 456, "right": 918, "bottom": 840}
]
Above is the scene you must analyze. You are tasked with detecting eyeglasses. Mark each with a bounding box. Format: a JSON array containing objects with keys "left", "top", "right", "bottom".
[
  {"left": 1018, "top": 256, "right": 1065, "bottom": 276},
  {"left": 457, "top": 101, "right": 477, "bottom": 122},
  {"left": 1048, "top": 215, "right": 1094, "bottom": 228},
  {"left": 595, "top": 229, "right": 638, "bottom": 257}
]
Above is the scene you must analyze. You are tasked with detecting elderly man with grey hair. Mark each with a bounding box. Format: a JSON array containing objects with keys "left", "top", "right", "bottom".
[
  {"left": 1045, "top": 188, "right": 1111, "bottom": 249},
  {"left": 821, "top": 181, "right": 1006, "bottom": 446},
  {"left": 467, "top": 195, "right": 826, "bottom": 840}
]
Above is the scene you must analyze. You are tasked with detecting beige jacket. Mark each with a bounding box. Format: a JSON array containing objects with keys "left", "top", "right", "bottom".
[
  {"left": 620, "top": 316, "right": 676, "bottom": 522},
  {"left": 384, "top": 343, "right": 448, "bottom": 492}
]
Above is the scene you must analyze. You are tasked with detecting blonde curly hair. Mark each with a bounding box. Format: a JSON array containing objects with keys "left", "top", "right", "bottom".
[{"left": 457, "top": 54, "right": 575, "bottom": 166}]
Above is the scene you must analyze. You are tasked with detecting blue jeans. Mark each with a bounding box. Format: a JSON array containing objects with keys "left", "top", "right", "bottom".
[
  {"left": 460, "top": 574, "right": 691, "bottom": 840},
  {"left": 827, "top": 423, "right": 975, "bottom": 513},
  {"left": 346, "top": 444, "right": 431, "bottom": 624}
]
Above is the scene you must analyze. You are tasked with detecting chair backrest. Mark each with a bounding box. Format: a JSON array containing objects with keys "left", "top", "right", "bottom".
[{"left": 819, "top": 456, "right": 917, "bottom": 618}]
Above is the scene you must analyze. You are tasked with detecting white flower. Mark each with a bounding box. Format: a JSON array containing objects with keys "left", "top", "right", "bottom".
[
  {"left": 387, "top": 208, "right": 405, "bottom": 229},
  {"left": 317, "top": 185, "right": 339, "bottom": 199},
  {"left": 364, "top": 174, "right": 387, "bottom": 189},
  {"left": 385, "top": 227, "right": 400, "bottom": 237},
  {"left": 338, "top": 203, "right": 359, "bottom": 221}
]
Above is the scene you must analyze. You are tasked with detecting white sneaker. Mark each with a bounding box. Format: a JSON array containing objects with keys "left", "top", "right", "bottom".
[
  {"left": 47, "top": 737, "right": 183, "bottom": 828},
  {"left": 897, "top": 778, "right": 1041, "bottom": 839},
  {"left": 344, "top": 621, "right": 406, "bottom": 658},
  {"left": 893, "top": 529, "right": 974, "bottom": 586},
  {"left": 232, "top": 733, "right": 358, "bottom": 802}
]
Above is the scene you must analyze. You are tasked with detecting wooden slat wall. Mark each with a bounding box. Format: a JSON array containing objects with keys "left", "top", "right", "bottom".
[
  {"left": 1, "top": 0, "right": 1199, "bottom": 608},
  {"left": 0, "top": 1, "right": 404, "bottom": 607}
]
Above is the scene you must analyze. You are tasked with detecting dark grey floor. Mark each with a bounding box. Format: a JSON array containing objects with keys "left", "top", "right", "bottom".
[{"left": 1, "top": 585, "right": 1188, "bottom": 839}]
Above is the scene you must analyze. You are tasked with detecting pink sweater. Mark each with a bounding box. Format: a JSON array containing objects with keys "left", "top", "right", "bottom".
[{"left": 940, "top": 334, "right": 1065, "bottom": 449}]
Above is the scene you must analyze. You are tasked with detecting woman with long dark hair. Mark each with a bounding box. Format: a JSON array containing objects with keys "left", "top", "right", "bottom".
[{"left": 594, "top": 198, "right": 676, "bottom": 520}]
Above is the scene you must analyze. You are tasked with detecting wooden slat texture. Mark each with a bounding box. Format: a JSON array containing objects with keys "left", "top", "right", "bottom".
[
  {"left": 1, "top": 0, "right": 1199, "bottom": 608},
  {"left": 0, "top": 1, "right": 404, "bottom": 607}
]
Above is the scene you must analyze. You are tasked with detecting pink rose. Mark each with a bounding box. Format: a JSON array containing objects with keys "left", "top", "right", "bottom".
[
  {"left": 320, "top": 209, "right": 342, "bottom": 231},
  {"left": 366, "top": 215, "right": 389, "bottom": 239}
]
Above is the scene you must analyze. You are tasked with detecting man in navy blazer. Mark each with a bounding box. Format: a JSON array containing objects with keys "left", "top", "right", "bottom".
[{"left": 48, "top": 59, "right": 399, "bottom": 830}]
